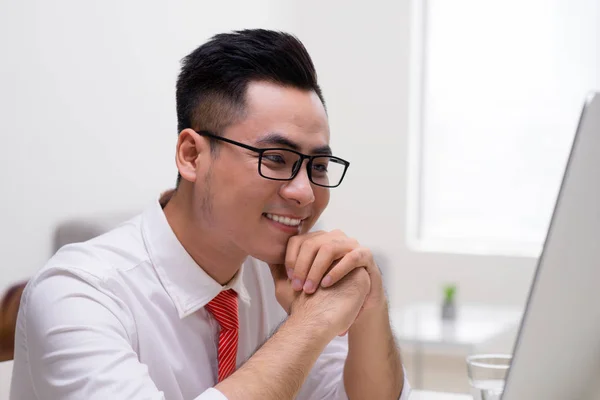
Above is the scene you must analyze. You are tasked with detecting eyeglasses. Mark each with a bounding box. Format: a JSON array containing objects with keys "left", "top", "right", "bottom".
[{"left": 195, "top": 130, "right": 350, "bottom": 188}]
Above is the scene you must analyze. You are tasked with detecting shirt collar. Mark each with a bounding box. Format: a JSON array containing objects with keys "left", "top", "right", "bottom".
[{"left": 141, "top": 196, "right": 251, "bottom": 319}]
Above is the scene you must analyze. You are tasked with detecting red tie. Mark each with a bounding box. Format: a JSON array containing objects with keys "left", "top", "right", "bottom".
[{"left": 205, "top": 289, "right": 239, "bottom": 382}]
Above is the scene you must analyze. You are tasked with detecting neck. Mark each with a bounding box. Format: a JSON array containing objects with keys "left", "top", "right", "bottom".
[{"left": 162, "top": 188, "right": 247, "bottom": 285}]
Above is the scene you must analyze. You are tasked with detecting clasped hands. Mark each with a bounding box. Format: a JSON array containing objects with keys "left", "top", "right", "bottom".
[{"left": 269, "top": 230, "right": 386, "bottom": 336}]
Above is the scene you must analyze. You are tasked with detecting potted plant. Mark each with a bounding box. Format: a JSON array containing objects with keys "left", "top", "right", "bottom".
[{"left": 441, "top": 283, "right": 458, "bottom": 321}]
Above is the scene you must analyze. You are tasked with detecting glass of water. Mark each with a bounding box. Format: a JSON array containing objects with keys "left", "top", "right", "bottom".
[{"left": 466, "top": 354, "right": 512, "bottom": 400}]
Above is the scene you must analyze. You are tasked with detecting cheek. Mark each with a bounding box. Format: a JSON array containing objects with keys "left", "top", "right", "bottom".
[
  {"left": 211, "top": 158, "right": 282, "bottom": 222},
  {"left": 214, "top": 160, "right": 259, "bottom": 202},
  {"left": 216, "top": 178, "right": 274, "bottom": 219}
]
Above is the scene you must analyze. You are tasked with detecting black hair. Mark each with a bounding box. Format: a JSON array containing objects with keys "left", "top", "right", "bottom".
[{"left": 175, "top": 29, "right": 325, "bottom": 186}]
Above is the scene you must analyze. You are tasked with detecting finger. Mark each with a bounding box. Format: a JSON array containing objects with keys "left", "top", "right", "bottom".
[
  {"left": 303, "top": 240, "right": 356, "bottom": 294},
  {"left": 284, "top": 230, "right": 324, "bottom": 278},
  {"left": 290, "top": 236, "right": 323, "bottom": 291},
  {"left": 320, "top": 247, "right": 372, "bottom": 288},
  {"left": 292, "top": 231, "right": 350, "bottom": 290}
]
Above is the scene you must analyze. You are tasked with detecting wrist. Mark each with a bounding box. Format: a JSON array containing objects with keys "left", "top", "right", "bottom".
[
  {"left": 350, "top": 301, "right": 389, "bottom": 334},
  {"left": 288, "top": 303, "right": 337, "bottom": 343}
]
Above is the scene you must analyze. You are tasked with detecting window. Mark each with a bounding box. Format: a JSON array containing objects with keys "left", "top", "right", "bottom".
[{"left": 407, "top": 0, "right": 600, "bottom": 257}]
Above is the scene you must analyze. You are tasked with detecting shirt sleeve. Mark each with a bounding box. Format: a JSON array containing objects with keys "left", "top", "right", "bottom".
[
  {"left": 11, "top": 267, "right": 224, "bottom": 400},
  {"left": 195, "top": 388, "right": 229, "bottom": 400},
  {"left": 295, "top": 334, "right": 412, "bottom": 400}
]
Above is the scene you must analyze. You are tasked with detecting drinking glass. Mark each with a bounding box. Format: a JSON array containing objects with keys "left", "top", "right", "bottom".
[{"left": 466, "top": 354, "right": 512, "bottom": 400}]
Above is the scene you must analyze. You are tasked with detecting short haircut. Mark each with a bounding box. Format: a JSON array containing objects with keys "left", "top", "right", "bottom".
[{"left": 174, "top": 29, "right": 325, "bottom": 186}]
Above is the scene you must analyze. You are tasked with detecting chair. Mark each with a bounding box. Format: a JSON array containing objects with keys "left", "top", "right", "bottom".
[{"left": 0, "top": 282, "right": 26, "bottom": 362}]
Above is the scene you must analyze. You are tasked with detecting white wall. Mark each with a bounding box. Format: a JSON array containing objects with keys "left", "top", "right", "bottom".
[
  {"left": 290, "top": 0, "right": 537, "bottom": 310},
  {"left": 0, "top": 0, "right": 294, "bottom": 288},
  {"left": 1, "top": 1, "right": 537, "bottom": 312}
]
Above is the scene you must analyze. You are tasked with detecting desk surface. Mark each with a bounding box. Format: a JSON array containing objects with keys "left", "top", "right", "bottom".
[
  {"left": 390, "top": 302, "right": 522, "bottom": 351},
  {"left": 410, "top": 390, "right": 472, "bottom": 399}
]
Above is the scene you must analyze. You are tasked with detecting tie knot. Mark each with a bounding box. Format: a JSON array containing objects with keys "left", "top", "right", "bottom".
[{"left": 205, "top": 289, "right": 239, "bottom": 330}]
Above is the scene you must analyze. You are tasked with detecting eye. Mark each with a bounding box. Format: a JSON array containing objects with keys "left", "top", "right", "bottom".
[
  {"left": 262, "top": 154, "right": 286, "bottom": 164},
  {"left": 312, "top": 163, "right": 329, "bottom": 173}
]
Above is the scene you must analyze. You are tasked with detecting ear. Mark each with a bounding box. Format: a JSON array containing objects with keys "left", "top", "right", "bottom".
[{"left": 175, "top": 129, "right": 210, "bottom": 183}]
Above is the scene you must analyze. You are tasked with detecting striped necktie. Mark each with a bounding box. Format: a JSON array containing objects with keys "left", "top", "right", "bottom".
[{"left": 205, "top": 289, "right": 239, "bottom": 382}]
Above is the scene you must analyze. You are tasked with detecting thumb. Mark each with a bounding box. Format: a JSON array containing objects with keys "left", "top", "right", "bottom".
[{"left": 338, "top": 305, "right": 365, "bottom": 337}]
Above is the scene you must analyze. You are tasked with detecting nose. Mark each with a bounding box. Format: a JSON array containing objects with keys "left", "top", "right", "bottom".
[{"left": 279, "top": 162, "right": 315, "bottom": 207}]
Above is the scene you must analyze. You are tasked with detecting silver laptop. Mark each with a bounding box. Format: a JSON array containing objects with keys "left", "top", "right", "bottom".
[{"left": 502, "top": 92, "right": 600, "bottom": 400}]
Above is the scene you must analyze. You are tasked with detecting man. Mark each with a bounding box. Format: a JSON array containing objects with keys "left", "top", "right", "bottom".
[{"left": 11, "top": 29, "right": 410, "bottom": 399}]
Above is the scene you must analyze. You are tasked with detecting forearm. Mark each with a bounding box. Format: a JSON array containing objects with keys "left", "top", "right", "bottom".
[
  {"left": 344, "top": 304, "right": 404, "bottom": 399},
  {"left": 215, "top": 312, "right": 333, "bottom": 400}
]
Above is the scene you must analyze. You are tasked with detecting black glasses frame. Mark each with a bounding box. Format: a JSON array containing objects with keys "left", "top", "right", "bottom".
[{"left": 195, "top": 130, "right": 350, "bottom": 188}]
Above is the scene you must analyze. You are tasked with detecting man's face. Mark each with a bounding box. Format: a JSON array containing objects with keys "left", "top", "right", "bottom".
[{"left": 193, "top": 81, "right": 331, "bottom": 264}]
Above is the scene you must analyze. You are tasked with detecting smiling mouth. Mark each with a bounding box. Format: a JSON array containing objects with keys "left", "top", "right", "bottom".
[{"left": 263, "top": 213, "right": 303, "bottom": 227}]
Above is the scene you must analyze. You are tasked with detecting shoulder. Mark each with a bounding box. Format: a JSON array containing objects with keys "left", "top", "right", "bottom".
[
  {"left": 20, "top": 214, "right": 149, "bottom": 321},
  {"left": 41, "top": 214, "right": 147, "bottom": 283}
]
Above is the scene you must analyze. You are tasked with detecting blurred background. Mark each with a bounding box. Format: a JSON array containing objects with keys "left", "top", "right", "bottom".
[{"left": 1, "top": 0, "right": 599, "bottom": 394}]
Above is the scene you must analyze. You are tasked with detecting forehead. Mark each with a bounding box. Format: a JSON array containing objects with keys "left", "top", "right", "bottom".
[{"left": 228, "top": 81, "right": 330, "bottom": 152}]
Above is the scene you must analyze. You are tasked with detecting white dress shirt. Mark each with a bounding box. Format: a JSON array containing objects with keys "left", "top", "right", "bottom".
[{"left": 10, "top": 199, "right": 411, "bottom": 400}]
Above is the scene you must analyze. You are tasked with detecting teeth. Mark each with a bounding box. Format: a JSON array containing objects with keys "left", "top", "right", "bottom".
[{"left": 266, "top": 213, "right": 302, "bottom": 227}]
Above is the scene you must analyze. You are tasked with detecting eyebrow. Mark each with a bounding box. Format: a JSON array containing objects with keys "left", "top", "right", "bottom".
[{"left": 254, "top": 132, "right": 332, "bottom": 155}]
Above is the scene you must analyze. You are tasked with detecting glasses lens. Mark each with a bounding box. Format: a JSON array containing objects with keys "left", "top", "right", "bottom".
[
  {"left": 259, "top": 149, "right": 302, "bottom": 180},
  {"left": 259, "top": 151, "right": 347, "bottom": 187},
  {"left": 310, "top": 156, "right": 347, "bottom": 187}
]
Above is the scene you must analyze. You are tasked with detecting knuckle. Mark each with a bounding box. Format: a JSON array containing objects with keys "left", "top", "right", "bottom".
[
  {"left": 357, "top": 247, "right": 371, "bottom": 262},
  {"left": 350, "top": 249, "right": 363, "bottom": 263},
  {"left": 288, "top": 235, "right": 301, "bottom": 246},
  {"left": 360, "top": 246, "right": 372, "bottom": 259},
  {"left": 320, "top": 242, "right": 334, "bottom": 254},
  {"left": 302, "top": 237, "right": 318, "bottom": 251},
  {"left": 331, "top": 237, "right": 346, "bottom": 246}
]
